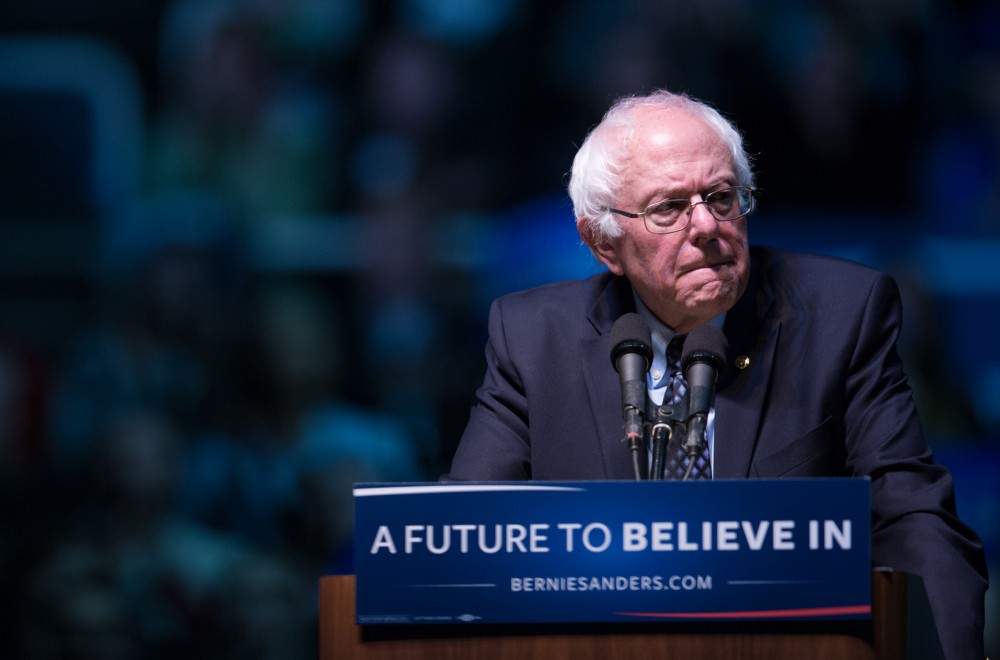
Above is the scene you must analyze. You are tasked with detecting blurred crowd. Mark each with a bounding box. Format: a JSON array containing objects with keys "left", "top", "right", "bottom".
[{"left": 1, "top": 0, "right": 998, "bottom": 657}]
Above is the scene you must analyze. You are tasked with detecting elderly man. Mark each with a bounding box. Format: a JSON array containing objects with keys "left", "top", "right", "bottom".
[{"left": 445, "top": 89, "right": 987, "bottom": 658}]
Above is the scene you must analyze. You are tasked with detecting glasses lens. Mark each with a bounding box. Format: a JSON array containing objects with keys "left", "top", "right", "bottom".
[
  {"left": 642, "top": 187, "right": 753, "bottom": 233},
  {"left": 707, "top": 187, "right": 752, "bottom": 219},
  {"left": 644, "top": 199, "right": 688, "bottom": 231}
]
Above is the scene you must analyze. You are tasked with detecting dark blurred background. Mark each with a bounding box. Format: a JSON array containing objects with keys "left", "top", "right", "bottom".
[{"left": 0, "top": 0, "right": 997, "bottom": 657}]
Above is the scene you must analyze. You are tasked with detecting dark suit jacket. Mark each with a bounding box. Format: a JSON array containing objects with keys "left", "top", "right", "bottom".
[{"left": 446, "top": 246, "right": 987, "bottom": 658}]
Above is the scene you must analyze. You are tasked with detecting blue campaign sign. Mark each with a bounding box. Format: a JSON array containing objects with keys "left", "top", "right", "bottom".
[{"left": 353, "top": 479, "right": 871, "bottom": 625}]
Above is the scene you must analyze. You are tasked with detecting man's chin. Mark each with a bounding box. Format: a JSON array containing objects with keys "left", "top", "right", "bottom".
[
  {"left": 685, "top": 262, "right": 747, "bottom": 294},
  {"left": 683, "top": 267, "right": 736, "bottom": 292},
  {"left": 681, "top": 282, "right": 740, "bottom": 316}
]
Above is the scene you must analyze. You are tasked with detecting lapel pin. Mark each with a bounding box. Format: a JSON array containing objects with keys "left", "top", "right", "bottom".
[{"left": 735, "top": 355, "right": 750, "bottom": 369}]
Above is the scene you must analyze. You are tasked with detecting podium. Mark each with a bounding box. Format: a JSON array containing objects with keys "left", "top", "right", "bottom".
[
  {"left": 332, "top": 481, "right": 944, "bottom": 659},
  {"left": 320, "top": 570, "right": 937, "bottom": 659}
]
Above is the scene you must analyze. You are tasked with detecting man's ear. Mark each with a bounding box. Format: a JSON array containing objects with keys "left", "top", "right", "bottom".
[{"left": 577, "top": 216, "right": 624, "bottom": 276}]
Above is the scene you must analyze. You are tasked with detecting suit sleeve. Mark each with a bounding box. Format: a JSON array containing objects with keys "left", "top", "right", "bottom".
[
  {"left": 443, "top": 297, "right": 533, "bottom": 481},
  {"left": 845, "top": 273, "right": 988, "bottom": 659}
]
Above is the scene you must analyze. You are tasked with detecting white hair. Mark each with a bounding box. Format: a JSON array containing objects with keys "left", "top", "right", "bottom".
[{"left": 568, "top": 90, "right": 754, "bottom": 244}]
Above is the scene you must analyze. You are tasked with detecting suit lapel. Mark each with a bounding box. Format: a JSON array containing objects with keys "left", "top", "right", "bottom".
[
  {"left": 581, "top": 275, "right": 637, "bottom": 479},
  {"left": 715, "top": 255, "right": 779, "bottom": 478},
  {"left": 577, "top": 259, "right": 780, "bottom": 481}
]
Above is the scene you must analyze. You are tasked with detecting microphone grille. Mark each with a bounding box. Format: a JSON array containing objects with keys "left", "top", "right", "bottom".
[
  {"left": 609, "top": 313, "right": 652, "bottom": 368},
  {"left": 681, "top": 324, "right": 728, "bottom": 372}
]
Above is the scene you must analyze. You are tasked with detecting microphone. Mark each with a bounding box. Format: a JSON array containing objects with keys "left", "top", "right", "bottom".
[
  {"left": 609, "top": 313, "right": 652, "bottom": 480},
  {"left": 680, "top": 324, "right": 728, "bottom": 478}
]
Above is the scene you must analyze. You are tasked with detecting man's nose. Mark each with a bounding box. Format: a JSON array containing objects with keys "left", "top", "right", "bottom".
[{"left": 687, "top": 197, "right": 719, "bottom": 237}]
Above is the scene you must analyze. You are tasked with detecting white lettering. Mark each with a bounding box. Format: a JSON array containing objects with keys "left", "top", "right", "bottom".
[
  {"left": 651, "top": 522, "right": 674, "bottom": 551},
  {"left": 741, "top": 521, "right": 770, "bottom": 550},
  {"left": 558, "top": 523, "right": 582, "bottom": 551},
  {"left": 479, "top": 525, "right": 503, "bottom": 554},
  {"left": 825, "top": 520, "right": 851, "bottom": 550},
  {"left": 623, "top": 522, "right": 647, "bottom": 551},
  {"left": 582, "top": 523, "right": 611, "bottom": 552},
  {"left": 717, "top": 521, "right": 739, "bottom": 550},
  {"left": 426, "top": 526, "right": 450, "bottom": 554},
  {"left": 529, "top": 524, "right": 550, "bottom": 552},
  {"left": 506, "top": 524, "right": 528, "bottom": 553},
  {"left": 773, "top": 520, "right": 795, "bottom": 550},
  {"left": 453, "top": 524, "right": 475, "bottom": 553},
  {"left": 404, "top": 525, "right": 424, "bottom": 553},
  {"left": 370, "top": 526, "right": 397, "bottom": 554},
  {"left": 677, "top": 522, "right": 698, "bottom": 551}
]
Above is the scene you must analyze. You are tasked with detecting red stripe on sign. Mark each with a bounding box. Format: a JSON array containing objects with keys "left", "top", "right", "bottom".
[{"left": 616, "top": 605, "right": 872, "bottom": 619}]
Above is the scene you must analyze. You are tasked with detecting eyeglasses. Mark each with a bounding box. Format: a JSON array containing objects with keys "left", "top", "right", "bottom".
[{"left": 606, "top": 185, "right": 755, "bottom": 234}]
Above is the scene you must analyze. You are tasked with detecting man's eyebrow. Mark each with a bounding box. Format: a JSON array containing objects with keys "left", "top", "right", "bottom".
[{"left": 648, "top": 178, "right": 736, "bottom": 201}]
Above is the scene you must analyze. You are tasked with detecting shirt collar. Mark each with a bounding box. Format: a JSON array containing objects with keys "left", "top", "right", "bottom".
[{"left": 632, "top": 292, "right": 726, "bottom": 389}]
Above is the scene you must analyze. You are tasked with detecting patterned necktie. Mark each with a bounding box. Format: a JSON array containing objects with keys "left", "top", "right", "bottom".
[
  {"left": 663, "top": 335, "right": 712, "bottom": 480},
  {"left": 663, "top": 335, "right": 687, "bottom": 405}
]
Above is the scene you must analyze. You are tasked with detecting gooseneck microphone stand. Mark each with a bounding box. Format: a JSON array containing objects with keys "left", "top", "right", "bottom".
[{"left": 645, "top": 391, "right": 688, "bottom": 481}]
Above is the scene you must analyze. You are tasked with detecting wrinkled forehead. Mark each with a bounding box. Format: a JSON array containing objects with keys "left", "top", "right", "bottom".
[
  {"left": 595, "top": 108, "right": 726, "bottom": 181},
  {"left": 613, "top": 107, "right": 734, "bottom": 182},
  {"left": 622, "top": 105, "right": 724, "bottom": 151}
]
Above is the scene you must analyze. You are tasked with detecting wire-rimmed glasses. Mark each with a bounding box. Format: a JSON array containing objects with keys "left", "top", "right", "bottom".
[{"left": 606, "top": 186, "right": 755, "bottom": 234}]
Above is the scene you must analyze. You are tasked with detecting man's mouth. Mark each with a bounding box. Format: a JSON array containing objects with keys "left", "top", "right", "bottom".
[{"left": 683, "top": 259, "right": 733, "bottom": 275}]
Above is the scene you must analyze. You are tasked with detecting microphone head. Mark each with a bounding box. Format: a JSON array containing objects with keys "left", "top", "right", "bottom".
[
  {"left": 681, "top": 324, "right": 728, "bottom": 375},
  {"left": 609, "top": 313, "right": 652, "bottom": 371}
]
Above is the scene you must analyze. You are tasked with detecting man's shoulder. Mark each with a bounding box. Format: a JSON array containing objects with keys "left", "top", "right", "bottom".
[
  {"left": 750, "top": 246, "right": 897, "bottom": 319},
  {"left": 752, "top": 245, "right": 886, "bottom": 284},
  {"left": 486, "top": 270, "right": 627, "bottom": 335},
  {"left": 495, "top": 271, "right": 617, "bottom": 308}
]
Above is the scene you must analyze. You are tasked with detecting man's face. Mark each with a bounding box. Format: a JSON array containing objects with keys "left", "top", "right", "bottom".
[{"left": 580, "top": 107, "right": 750, "bottom": 333}]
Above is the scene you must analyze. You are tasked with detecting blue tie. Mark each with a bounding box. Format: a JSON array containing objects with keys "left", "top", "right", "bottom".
[{"left": 663, "top": 335, "right": 712, "bottom": 480}]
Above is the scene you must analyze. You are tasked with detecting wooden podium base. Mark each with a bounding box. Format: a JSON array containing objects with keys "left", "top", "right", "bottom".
[{"left": 321, "top": 571, "right": 913, "bottom": 659}]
